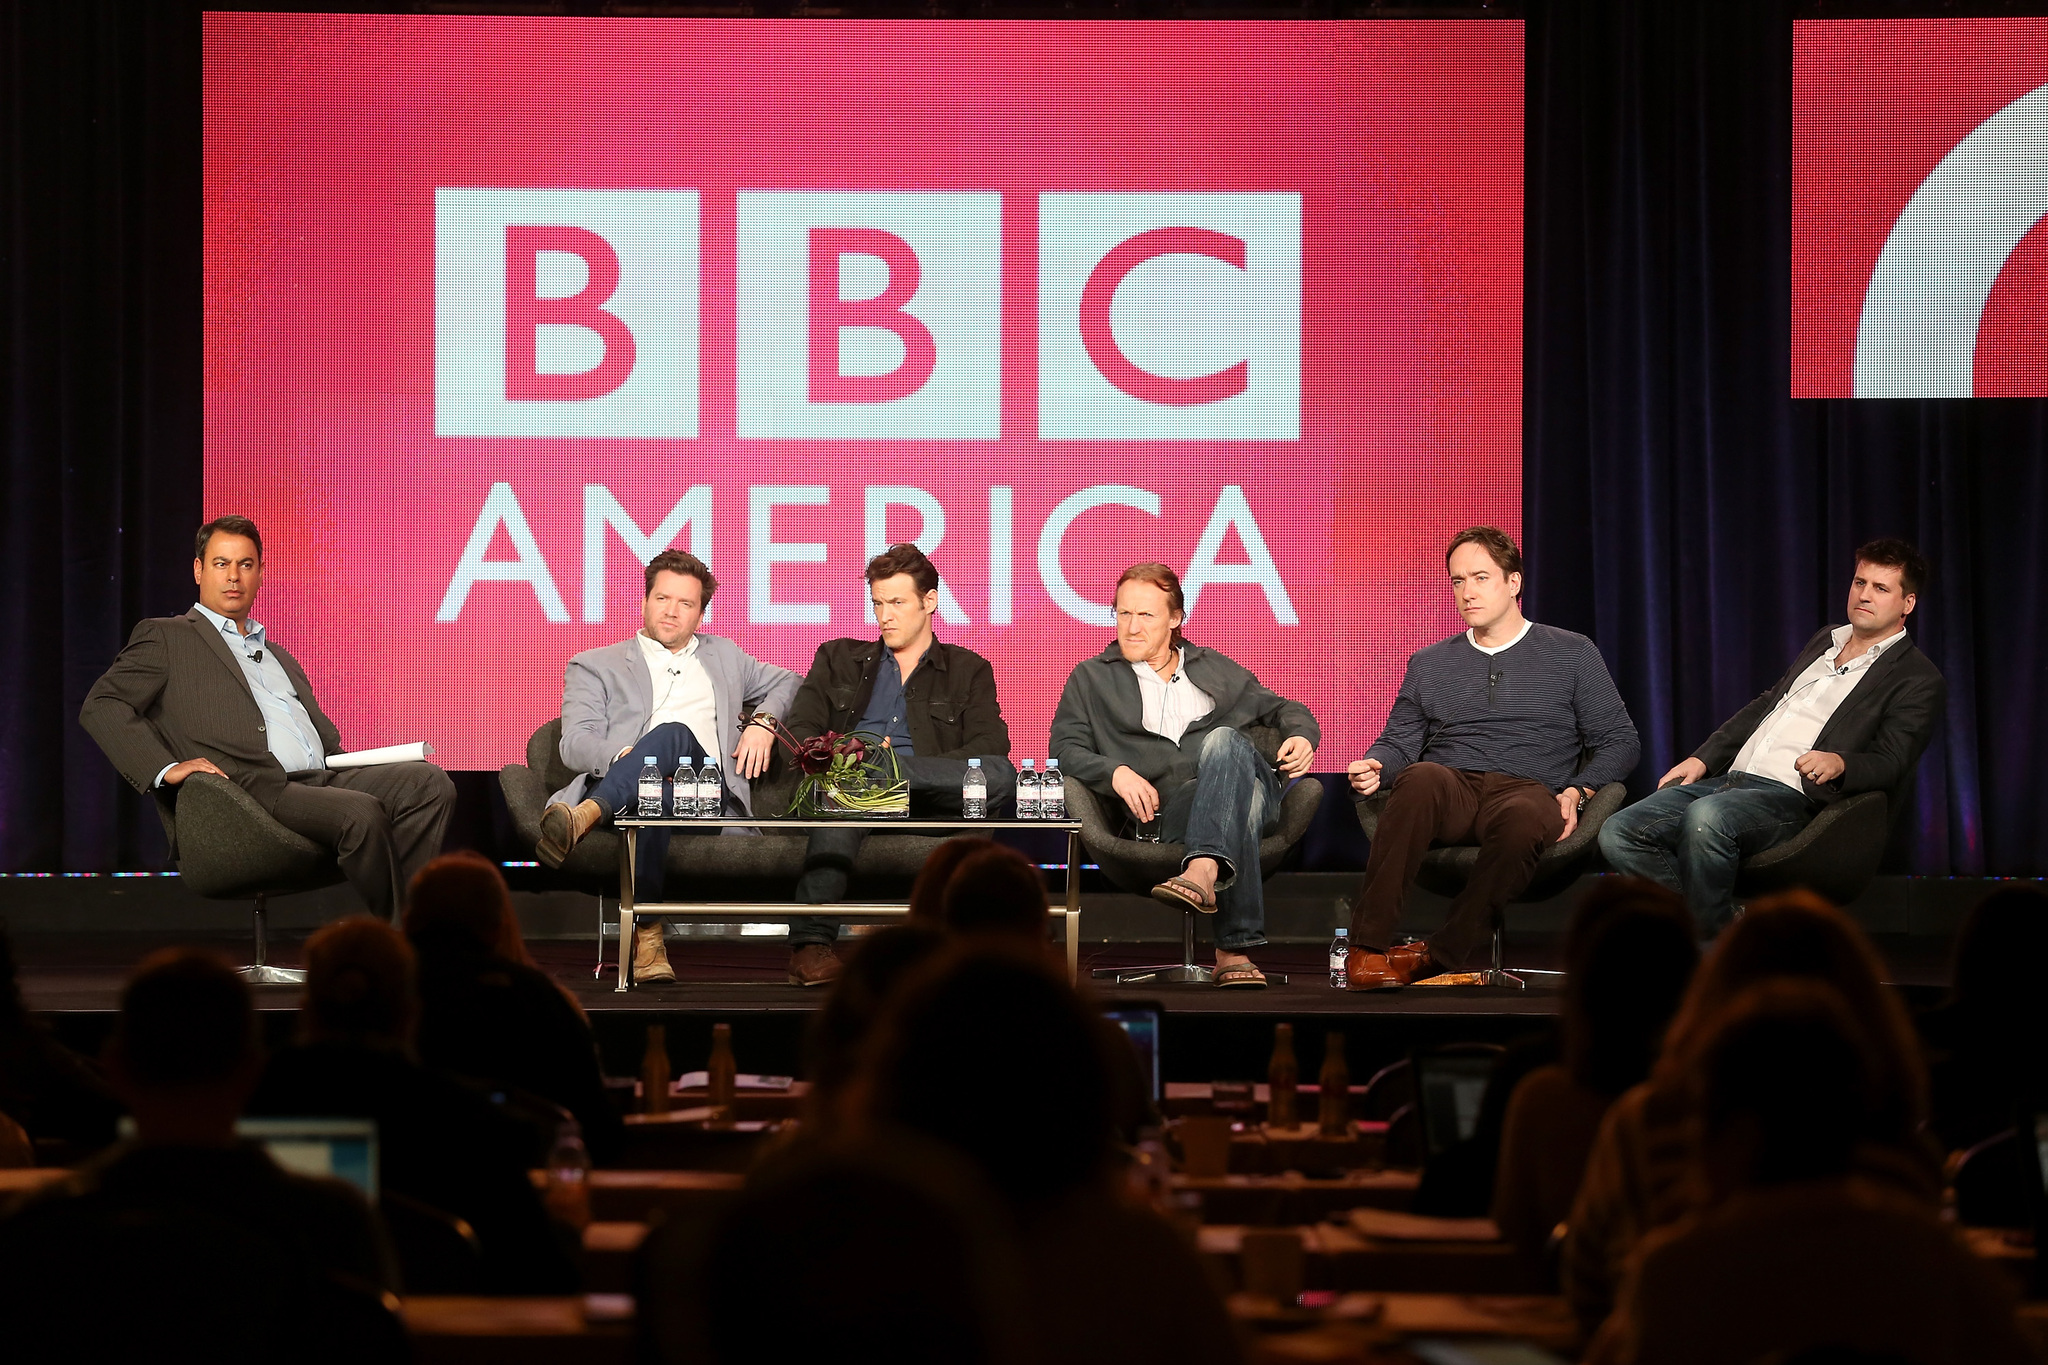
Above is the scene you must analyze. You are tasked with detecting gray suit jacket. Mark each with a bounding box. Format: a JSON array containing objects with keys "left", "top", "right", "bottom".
[
  {"left": 552, "top": 633, "right": 800, "bottom": 817},
  {"left": 80, "top": 609, "right": 346, "bottom": 859}
]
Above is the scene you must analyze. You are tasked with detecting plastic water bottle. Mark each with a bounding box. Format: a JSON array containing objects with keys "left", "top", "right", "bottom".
[
  {"left": 543, "top": 1119, "right": 591, "bottom": 1230},
  {"left": 671, "top": 758, "right": 696, "bottom": 818},
  {"left": 697, "top": 756, "right": 722, "bottom": 819},
  {"left": 1329, "top": 926, "right": 1350, "bottom": 989},
  {"left": 962, "top": 758, "right": 987, "bottom": 819},
  {"left": 1017, "top": 759, "right": 1041, "bottom": 819},
  {"left": 1043, "top": 758, "right": 1067, "bottom": 820},
  {"left": 636, "top": 756, "right": 663, "bottom": 818}
]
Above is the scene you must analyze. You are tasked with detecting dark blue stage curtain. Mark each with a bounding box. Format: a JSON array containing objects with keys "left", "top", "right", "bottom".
[
  {"left": 1525, "top": 0, "right": 2045, "bottom": 876},
  {"left": 1, "top": 0, "right": 2041, "bottom": 875}
]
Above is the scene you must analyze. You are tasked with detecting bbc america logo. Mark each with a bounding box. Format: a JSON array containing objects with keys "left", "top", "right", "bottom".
[{"left": 434, "top": 189, "right": 1301, "bottom": 441}]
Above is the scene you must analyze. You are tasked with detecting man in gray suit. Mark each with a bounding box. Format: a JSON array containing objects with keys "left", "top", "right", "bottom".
[
  {"left": 537, "top": 550, "right": 808, "bottom": 984},
  {"left": 81, "top": 516, "right": 456, "bottom": 921}
]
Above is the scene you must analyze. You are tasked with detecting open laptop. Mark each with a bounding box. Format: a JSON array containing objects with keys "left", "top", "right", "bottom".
[
  {"left": 1413, "top": 1050, "right": 1497, "bottom": 1157},
  {"left": 1103, "top": 1004, "right": 1164, "bottom": 1105},
  {"left": 114, "top": 1115, "right": 379, "bottom": 1199}
]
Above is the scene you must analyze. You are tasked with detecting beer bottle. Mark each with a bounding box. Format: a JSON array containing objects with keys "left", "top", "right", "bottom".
[
  {"left": 707, "top": 1021, "right": 738, "bottom": 1128},
  {"left": 1317, "top": 1031, "right": 1351, "bottom": 1137},
  {"left": 1266, "top": 1023, "right": 1299, "bottom": 1129},
  {"left": 641, "top": 1023, "right": 672, "bottom": 1117}
]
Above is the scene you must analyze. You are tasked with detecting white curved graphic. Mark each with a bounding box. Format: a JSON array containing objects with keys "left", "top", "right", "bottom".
[{"left": 1855, "top": 81, "right": 2048, "bottom": 398}]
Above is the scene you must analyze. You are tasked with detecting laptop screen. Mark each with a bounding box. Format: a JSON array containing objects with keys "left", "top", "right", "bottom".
[
  {"left": 1104, "top": 1006, "right": 1163, "bottom": 1104},
  {"left": 236, "top": 1118, "right": 379, "bottom": 1200},
  {"left": 1414, "top": 1052, "right": 1496, "bottom": 1156}
]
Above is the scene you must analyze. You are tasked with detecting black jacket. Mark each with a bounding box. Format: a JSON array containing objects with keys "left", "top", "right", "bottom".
[
  {"left": 786, "top": 637, "right": 1010, "bottom": 760},
  {"left": 1693, "top": 627, "right": 1946, "bottom": 811},
  {"left": 1050, "top": 641, "right": 1320, "bottom": 795}
]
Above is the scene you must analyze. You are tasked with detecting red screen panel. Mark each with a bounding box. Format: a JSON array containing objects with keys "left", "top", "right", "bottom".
[
  {"left": 1794, "top": 18, "right": 2048, "bottom": 398},
  {"left": 204, "top": 14, "right": 1524, "bottom": 769}
]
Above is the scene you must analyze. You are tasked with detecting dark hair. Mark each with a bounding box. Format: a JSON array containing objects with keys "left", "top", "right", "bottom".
[
  {"left": 908, "top": 838, "right": 998, "bottom": 925},
  {"left": 1853, "top": 538, "right": 1928, "bottom": 597},
  {"left": 941, "top": 846, "right": 1049, "bottom": 942},
  {"left": 112, "top": 949, "right": 258, "bottom": 1089},
  {"left": 1113, "top": 562, "right": 1188, "bottom": 647},
  {"left": 866, "top": 543, "right": 939, "bottom": 597},
  {"left": 1564, "top": 879, "right": 1699, "bottom": 1097},
  {"left": 1446, "top": 525, "right": 1522, "bottom": 579},
  {"left": 1949, "top": 887, "right": 2048, "bottom": 1019},
  {"left": 404, "top": 851, "right": 520, "bottom": 959},
  {"left": 194, "top": 515, "right": 263, "bottom": 562},
  {"left": 1701, "top": 980, "right": 1873, "bottom": 1186},
  {"left": 803, "top": 923, "right": 950, "bottom": 1124},
  {"left": 303, "top": 916, "right": 417, "bottom": 1044},
  {"left": 865, "top": 945, "right": 1114, "bottom": 1207},
  {"left": 645, "top": 549, "right": 718, "bottom": 604}
]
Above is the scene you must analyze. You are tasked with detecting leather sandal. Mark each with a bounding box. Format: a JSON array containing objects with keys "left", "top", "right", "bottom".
[
  {"left": 1150, "top": 875, "right": 1218, "bottom": 914},
  {"left": 1213, "top": 961, "right": 1268, "bottom": 989}
]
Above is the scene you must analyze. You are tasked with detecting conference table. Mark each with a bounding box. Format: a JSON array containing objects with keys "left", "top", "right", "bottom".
[{"left": 613, "top": 815, "right": 1085, "bottom": 989}]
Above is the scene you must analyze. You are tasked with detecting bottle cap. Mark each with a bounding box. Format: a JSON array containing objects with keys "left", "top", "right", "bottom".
[
  {"left": 968, "top": 758, "right": 981, "bottom": 767},
  {"left": 643, "top": 755, "right": 657, "bottom": 764},
  {"left": 1047, "top": 758, "right": 1060, "bottom": 768},
  {"left": 1022, "top": 759, "right": 1034, "bottom": 769},
  {"left": 1334, "top": 927, "right": 1348, "bottom": 937}
]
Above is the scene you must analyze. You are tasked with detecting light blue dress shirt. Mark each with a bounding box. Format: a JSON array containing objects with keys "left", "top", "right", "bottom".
[{"left": 153, "top": 604, "right": 329, "bottom": 787}]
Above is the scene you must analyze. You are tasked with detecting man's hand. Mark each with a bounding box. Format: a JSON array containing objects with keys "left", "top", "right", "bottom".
[
  {"left": 163, "top": 758, "right": 228, "bottom": 787},
  {"left": 1347, "top": 758, "right": 1383, "bottom": 797},
  {"left": 732, "top": 725, "right": 775, "bottom": 781},
  {"left": 1795, "top": 750, "right": 1845, "bottom": 785},
  {"left": 1556, "top": 789, "right": 1581, "bottom": 843},
  {"left": 1276, "top": 736, "right": 1315, "bottom": 778},
  {"left": 1658, "top": 757, "right": 1708, "bottom": 789},
  {"left": 1111, "top": 765, "right": 1161, "bottom": 823}
]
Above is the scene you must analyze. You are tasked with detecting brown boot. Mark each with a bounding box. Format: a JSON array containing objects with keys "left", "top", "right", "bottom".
[
  {"left": 538, "top": 799, "right": 603, "bottom": 869},
  {"left": 787, "top": 943, "right": 843, "bottom": 988},
  {"left": 632, "top": 917, "right": 676, "bottom": 984}
]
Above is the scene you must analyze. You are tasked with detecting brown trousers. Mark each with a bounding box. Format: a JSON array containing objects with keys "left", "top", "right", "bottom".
[{"left": 1350, "top": 763, "right": 1564, "bottom": 970}]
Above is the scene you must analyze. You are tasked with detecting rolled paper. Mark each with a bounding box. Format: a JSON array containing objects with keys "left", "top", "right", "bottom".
[{"left": 326, "top": 741, "right": 435, "bottom": 770}]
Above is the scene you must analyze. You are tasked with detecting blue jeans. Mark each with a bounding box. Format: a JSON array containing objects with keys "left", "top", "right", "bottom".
[
  {"left": 1598, "top": 773, "right": 1819, "bottom": 937},
  {"left": 1157, "top": 727, "right": 1285, "bottom": 953},
  {"left": 592, "top": 722, "right": 836, "bottom": 950}
]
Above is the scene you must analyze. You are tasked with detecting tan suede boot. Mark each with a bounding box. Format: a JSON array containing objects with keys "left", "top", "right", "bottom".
[
  {"left": 633, "top": 917, "right": 676, "bottom": 984},
  {"left": 537, "top": 799, "right": 603, "bottom": 869}
]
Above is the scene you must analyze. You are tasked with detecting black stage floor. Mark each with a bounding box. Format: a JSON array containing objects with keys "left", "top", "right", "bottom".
[{"left": 14, "top": 930, "right": 1957, "bottom": 1085}]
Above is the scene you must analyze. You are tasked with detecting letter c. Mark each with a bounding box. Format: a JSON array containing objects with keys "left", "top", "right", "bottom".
[{"left": 1078, "top": 227, "right": 1250, "bottom": 406}]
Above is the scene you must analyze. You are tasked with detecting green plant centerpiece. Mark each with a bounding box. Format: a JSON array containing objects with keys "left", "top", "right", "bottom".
[{"left": 764, "top": 721, "right": 909, "bottom": 818}]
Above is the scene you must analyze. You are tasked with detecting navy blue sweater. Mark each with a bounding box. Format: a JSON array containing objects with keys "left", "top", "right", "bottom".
[{"left": 1362, "top": 623, "right": 1639, "bottom": 794}]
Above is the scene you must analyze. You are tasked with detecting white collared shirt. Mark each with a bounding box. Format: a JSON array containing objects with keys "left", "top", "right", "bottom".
[
  {"left": 1130, "top": 648, "right": 1216, "bottom": 746},
  {"left": 1467, "top": 618, "right": 1533, "bottom": 656},
  {"left": 639, "top": 632, "right": 719, "bottom": 757},
  {"left": 1733, "top": 625, "right": 1906, "bottom": 791}
]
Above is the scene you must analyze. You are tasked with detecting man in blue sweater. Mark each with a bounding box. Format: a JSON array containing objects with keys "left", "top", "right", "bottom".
[{"left": 1345, "top": 527, "right": 1638, "bottom": 989}]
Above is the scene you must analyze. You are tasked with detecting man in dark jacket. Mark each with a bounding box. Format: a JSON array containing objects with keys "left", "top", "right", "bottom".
[
  {"left": 1051, "top": 563, "right": 1319, "bottom": 989},
  {"left": 784, "top": 544, "right": 1015, "bottom": 984},
  {"left": 1601, "top": 539, "right": 1945, "bottom": 938}
]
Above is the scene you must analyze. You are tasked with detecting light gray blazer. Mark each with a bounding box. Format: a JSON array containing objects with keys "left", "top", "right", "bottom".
[{"left": 551, "top": 633, "right": 800, "bottom": 818}]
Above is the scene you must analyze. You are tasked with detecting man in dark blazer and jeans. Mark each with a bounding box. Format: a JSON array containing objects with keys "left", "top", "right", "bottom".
[
  {"left": 1601, "top": 539, "right": 1946, "bottom": 938},
  {"left": 784, "top": 544, "right": 1014, "bottom": 980},
  {"left": 81, "top": 516, "right": 455, "bottom": 920}
]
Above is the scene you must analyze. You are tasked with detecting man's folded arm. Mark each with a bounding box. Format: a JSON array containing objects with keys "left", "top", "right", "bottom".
[
  {"left": 782, "top": 644, "right": 837, "bottom": 742},
  {"left": 1826, "top": 669, "right": 1947, "bottom": 801},
  {"left": 1572, "top": 642, "right": 1641, "bottom": 789},
  {"left": 1692, "top": 630, "right": 1831, "bottom": 775},
  {"left": 941, "top": 654, "right": 1010, "bottom": 760},
  {"left": 1359, "top": 668, "right": 1428, "bottom": 793},
  {"left": 557, "top": 658, "right": 619, "bottom": 778},
  {"left": 1048, "top": 678, "right": 1116, "bottom": 791},
  {"left": 79, "top": 622, "right": 180, "bottom": 794}
]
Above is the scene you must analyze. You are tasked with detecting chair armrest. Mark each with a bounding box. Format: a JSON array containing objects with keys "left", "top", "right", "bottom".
[
  {"left": 173, "top": 773, "right": 338, "bottom": 900},
  {"left": 499, "top": 764, "right": 551, "bottom": 850}
]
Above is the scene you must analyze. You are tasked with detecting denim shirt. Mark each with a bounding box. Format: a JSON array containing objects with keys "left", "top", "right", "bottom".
[{"left": 859, "top": 650, "right": 918, "bottom": 756}]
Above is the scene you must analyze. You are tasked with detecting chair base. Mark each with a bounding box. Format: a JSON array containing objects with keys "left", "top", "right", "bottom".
[{"left": 239, "top": 964, "right": 308, "bottom": 986}]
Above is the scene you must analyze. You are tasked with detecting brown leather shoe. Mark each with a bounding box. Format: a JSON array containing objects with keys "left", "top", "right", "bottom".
[
  {"left": 1346, "top": 946, "right": 1409, "bottom": 991},
  {"left": 632, "top": 917, "right": 676, "bottom": 984},
  {"left": 787, "top": 943, "right": 844, "bottom": 988},
  {"left": 1388, "top": 941, "right": 1438, "bottom": 979},
  {"left": 538, "top": 799, "right": 603, "bottom": 869}
]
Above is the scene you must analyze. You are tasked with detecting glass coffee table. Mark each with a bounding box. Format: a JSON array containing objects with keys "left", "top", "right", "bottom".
[{"left": 611, "top": 816, "right": 1085, "bottom": 990}]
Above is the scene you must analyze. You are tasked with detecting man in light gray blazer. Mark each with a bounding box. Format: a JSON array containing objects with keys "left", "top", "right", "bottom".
[
  {"left": 538, "top": 550, "right": 808, "bottom": 984},
  {"left": 81, "top": 516, "right": 456, "bottom": 921}
]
